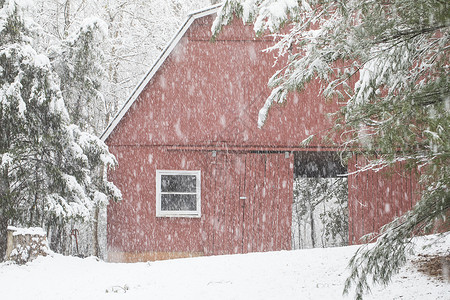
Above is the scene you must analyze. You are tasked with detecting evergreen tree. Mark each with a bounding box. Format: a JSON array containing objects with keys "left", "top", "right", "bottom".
[
  {"left": 49, "top": 17, "right": 109, "bottom": 256},
  {"left": 213, "top": 1, "right": 449, "bottom": 298},
  {"left": 0, "top": 0, "right": 121, "bottom": 259},
  {"left": 51, "top": 17, "right": 107, "bottom": 135}
]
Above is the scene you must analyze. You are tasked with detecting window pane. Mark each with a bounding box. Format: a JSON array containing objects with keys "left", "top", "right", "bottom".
[
  {"left": 161, "top": 175, "right": 197, "bottom": 193},
  {"left": 161, "top": 194, "right": 197, "bottom": 211}
]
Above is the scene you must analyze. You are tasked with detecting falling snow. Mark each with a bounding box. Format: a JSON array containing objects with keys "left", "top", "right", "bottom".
[{"left": 1, "top": 1, "right": 448, "bottom": 299}]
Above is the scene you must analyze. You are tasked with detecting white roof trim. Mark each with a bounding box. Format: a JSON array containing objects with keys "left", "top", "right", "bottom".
[{"left": 100, "top": 3, "right": 222, "bottom": 142}]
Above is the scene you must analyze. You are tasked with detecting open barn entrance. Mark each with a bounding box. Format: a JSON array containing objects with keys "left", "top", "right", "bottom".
[{"left": 292, "top": 151, "right": 348, "bottom": 249}]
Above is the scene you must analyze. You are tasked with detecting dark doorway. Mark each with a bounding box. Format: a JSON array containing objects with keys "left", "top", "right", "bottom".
[{"left": 294, "top": 151, "right": 346, "bottom": 178}]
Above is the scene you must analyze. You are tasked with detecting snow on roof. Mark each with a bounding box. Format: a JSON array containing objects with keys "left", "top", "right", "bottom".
[{"left": 100, "top": 3, "right": 222, "bottom": 142}]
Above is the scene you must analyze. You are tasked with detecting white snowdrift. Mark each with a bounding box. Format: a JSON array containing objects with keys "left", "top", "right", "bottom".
[{"left": 0, "top": 234, "right": 448, "bottom": 300}]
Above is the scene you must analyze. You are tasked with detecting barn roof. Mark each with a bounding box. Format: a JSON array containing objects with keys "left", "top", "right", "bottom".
[{"left": 100, "top": 4, "right": 222, "bottom": 142}]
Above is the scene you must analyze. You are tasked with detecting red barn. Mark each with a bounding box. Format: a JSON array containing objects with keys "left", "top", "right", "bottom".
[{"left": 101, "top": 5, "right": 418, "bottom": 262}]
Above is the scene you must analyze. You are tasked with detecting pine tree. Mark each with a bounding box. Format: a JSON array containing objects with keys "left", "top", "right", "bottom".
[
  {"left": 52, "top": 17, "right": 108, "bottom": 135},
  {"left": 0, "top": 0, "right": 121, "bottom": 259},
  {"left": 49, "top": 17, "right": 110, "bottom": 256},
  {"left": 213, "top": 1, "right": 449, "bottom": 298}
]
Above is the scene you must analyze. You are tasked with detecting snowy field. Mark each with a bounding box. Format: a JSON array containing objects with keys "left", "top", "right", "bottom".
[{"left": 1, "top": 234, "right": 448, "bottom": 300}]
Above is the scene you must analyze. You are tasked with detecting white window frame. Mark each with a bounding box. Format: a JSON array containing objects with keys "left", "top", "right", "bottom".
[{"left": 156, "top": 170, "right": 201, "bottom": 218}]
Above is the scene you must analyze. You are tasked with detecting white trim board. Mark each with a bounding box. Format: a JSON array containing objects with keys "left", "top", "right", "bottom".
[{"left": 100, "top": 4, "right": 222, "bottom": 142}]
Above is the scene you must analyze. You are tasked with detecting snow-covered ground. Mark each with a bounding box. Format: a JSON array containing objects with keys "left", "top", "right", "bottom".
[{"left": 1, "top": 234, "right": 448, "bottom": 300}]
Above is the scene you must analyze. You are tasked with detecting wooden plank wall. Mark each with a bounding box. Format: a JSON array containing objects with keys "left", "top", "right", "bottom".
[
  {"left": 348, "top": 155, "right": 419, "bottom": 244},
  {"left": 202, "top": 152, "right": 292, "bottom": 256},
  {"left": 108, "top": 149, "right": 293, "bottom": 262}
]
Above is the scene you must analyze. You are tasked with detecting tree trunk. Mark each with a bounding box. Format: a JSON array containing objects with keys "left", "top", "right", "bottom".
[
  {"left": 93, "top": 205, "right": 99, "bottom": 257},
  {"left": 0, "top": 216, "right": 8, "bottom": 261},
  {"left": 310, "top": 204, "right": 315, "bottom": 248},
  {"left": 296, "top": 209, "right": 302, "bottom": 249},
  {"left": 64, "top": 0, "right": 71, "bottom": 36},
  {"left": 0, "top": 168, "right": 11, "bottom": 260}
]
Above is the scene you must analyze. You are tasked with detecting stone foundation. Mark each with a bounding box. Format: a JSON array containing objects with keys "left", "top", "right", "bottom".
[{"left": 107, "top": 251, "right": 204, "bottom": 263}]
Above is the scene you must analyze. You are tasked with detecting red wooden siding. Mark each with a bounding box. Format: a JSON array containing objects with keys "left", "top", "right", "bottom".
[
  {"left": 347, "top": 155, "right": 419, "bottom": 244},
  {"left": 105, "top": 9, "right": 419, "bottom": 261},
  {"left": 106, "top": 13, "right": 336, "bottom": 262},
  {"left": 107, "top": 15, "right": 341, "bottom": 149},
  {"left": 107, "top": 148, "right": 292, "bottom": 261}
]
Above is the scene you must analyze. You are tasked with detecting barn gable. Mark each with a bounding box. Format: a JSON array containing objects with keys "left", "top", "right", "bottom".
[
  {"left": 102, "top": 4, "right": 339, "bottom": 150},
  {"left": 100, "top": 4, "right": 222, "bottom": 143}
]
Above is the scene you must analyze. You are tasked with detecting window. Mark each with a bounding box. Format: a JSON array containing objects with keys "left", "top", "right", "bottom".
[{"left": 156, "top": 170, "right": 201, "bottom": 217}]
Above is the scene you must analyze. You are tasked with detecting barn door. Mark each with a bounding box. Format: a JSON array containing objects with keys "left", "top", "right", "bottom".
[
  {"left": 219, "top": 153, "right": 247, "bottom": 254},
  {"left": 206, "top": 152, "right": 292, "bottom": 255},
  {"left": 241, "top": 152, "right": 293, "bottom": 253},
  {"left": 235, "top": 154, "right": 247, "bottom": 253},
  {"left": 206, "top": 152, "right": 245, "bottom": 255}
]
